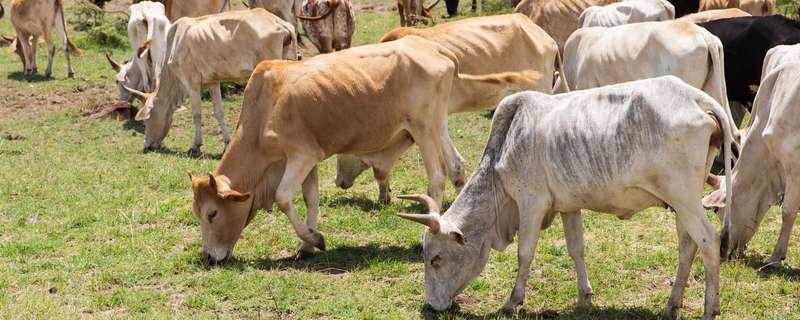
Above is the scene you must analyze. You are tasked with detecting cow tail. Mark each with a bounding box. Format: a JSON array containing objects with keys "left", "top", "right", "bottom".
[
  {"left": 55, "top": 0, "right": 83, "bottom": 56},
  {"left": 555, "top": 50, "right": 570, "bottom": 93},
  {"left": 704, "top": 98, "right": 734, "bottom": 259},
  {"left": 703, "top": 31, "right": 737, "bottom": 143}
]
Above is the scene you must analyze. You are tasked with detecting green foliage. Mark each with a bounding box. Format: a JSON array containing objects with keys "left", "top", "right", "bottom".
[{"left": 68, "top": 1, "right": 129, "bottom": 49}]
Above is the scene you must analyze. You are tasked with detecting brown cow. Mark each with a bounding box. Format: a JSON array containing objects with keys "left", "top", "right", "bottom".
[
  {"left": 514, "top": 0, "right": 618, "bottom": 50},
  {"left": 9, "top": 0, "right": 82, "bottom": 77},
  {"left": 298, "top": 0, "right": 355, "bottom": 53}
]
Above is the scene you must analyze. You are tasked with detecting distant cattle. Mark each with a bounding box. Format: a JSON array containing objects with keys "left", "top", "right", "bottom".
[
  {"left": 698, "top": 15, "right": 800, "bottom": 123},
  {"left": 299, "top": 0, "right": 355, "bottom": 53},
  {"left": 9, "top": 0, "right": 82, "bottom": 78},
  {"left": 134, "top": 0, "right": 230, "bottom": 20},
  {"left": 398, "top": 76, "right": 733, "bottom": 319},
  {"left": 398, "top": 0, "right": 439, "bottom": 26},
  {"left": 122, "top": 9, "right": 299, "bottom": 153},
  {"left": 678, "top": 8, "right": 750, "bottom": 23},
  {"left": 578, "top": 0, "right": 675, "bottom": 28},
  {"left": 188, "top": 36, "right": 540, "bottom": 263},
  {"left": 670, "top": 0, "right": 773, "bottom": 17},
  {"left": 515, "top": 0, "right": 618, "bottom": 50},
  {"left": 336, "top": 14, "right": 557, "bottom": 204},
  {"left": 704, "top": 54, "right": 800, "bottom": 265}
]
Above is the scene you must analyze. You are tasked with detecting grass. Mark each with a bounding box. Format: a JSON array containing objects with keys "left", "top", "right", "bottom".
[{"left": 1, "top": 0, "right": 799, "bottom": 319}]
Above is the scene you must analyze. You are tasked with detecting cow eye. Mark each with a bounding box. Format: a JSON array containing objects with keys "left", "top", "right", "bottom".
[
  {"left": 208, "top": 210, "right": 218, "bottom": 223},
  {"left": 430, "top": 255, "right": 441, "bottom": 269}
]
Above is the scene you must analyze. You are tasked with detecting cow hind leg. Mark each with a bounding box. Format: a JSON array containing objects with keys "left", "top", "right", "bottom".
[
  {"left": 562, "top": 211, "right": 593, "bottom": 309},
  {"left": 767, "top": 176, "right": 800, "bottom": 266},
  {"left": 373, "top": 137, "right": 414, "bottom": 204},
  {"left": 209, "top": 84, "right": 231, "bottom": 151},
  {"left": 501, "top": 197, "right": 549, "bottom": 314},
  {"left": 663, "top": 218, "right": 698, "bottom": 319},
  {"left": 297, "top": 166, "right": 321, "bottom": 258},
  {"left": 29, "top": 36, "right": 39, "bottom": 74},
  {"left": 45, "top": 37, "right": 56, "bottom": 78},
  {"left": 188, "top": 90, "right": 204, "bottom": 155},
  {"left": 276, "top": 154, "right": 326, "bottom": 251}
]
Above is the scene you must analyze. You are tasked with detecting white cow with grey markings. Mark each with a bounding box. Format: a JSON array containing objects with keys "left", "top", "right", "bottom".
[
  {"left": 703, "top": 59, "right": 800, "bottom": 266},
  {"left": 578, "top": 0, "right": 675, "bottom": 28},
  {"left": 398, "top": 76, "right": 734, "bottom": 320}
]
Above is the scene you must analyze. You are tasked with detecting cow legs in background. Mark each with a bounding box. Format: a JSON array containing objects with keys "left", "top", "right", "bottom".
[
  {"left": 297, "top": 166, "right": 321, "bottom": 258},
  {"left": 562, "top": 211, "right": 593, "bottom": 309},
  {"left": 189, "top": 89, "right": 204, "bottom": 156},
  {"left": 54, "top": 7, "right": 75, "bottom": 78},
  {"left": 439, "top": 129, "right": 466, "bottom": 191},
  {"left": 276, "top": 154, "right": 326, "bottom": 251},
  {"left": 45, "top": 37, "right": 57, "bottom": 78},
  {"left": 501, "top": 197, "right": 549, "bottom": 314},
  {"left": 767, "top": 177, "right": 800, "bottom": 266},
  {"left": 210, "top": 84, "right": 231, "bottom": 150}
]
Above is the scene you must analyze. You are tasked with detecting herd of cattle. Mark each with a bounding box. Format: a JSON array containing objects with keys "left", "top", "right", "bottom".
[{"left": 3, "top": 0, "right": 800, "bottom": 317}]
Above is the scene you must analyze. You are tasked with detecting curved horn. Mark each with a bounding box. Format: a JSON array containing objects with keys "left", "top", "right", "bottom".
[
  {"left": 397, "top": 213, "right": 441, "bottom": 234},
  {"left": 424, "top": 0, "right": 442, "bottom": 12},
  {"left": 105, "top": 52, "right": 121, "bottom": 72},
  {"left": 397, "top": 194, "right": 440, "bottom": 213},
  {"left": 296, "top": 0, "right": 340, "bottom": 20},
  {"left": 121, "top": 85, "right": 149, "bottom": 102}
]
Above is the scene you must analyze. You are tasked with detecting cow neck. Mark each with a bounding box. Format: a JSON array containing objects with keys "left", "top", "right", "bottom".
[
  {"left": 214, "top": 139, "right": 269, "bottom": 202},
  {"left": 445, "top": 162, "right": 507, "bottom": 243},
  {"left": 152, "top": 66, "right": 184, "bottom": 117}
]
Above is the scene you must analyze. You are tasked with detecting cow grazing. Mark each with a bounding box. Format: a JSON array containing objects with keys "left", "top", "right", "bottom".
[
  {"left": 578, "top": 0, "right": 675, "bottom": 28},
  {"left": 678, "top": 8, "right": 750, "bottom": 23},
  {"left": 134, "top": 0, "right": 230, "bottom": 20},
  {"left": 698, "top": 15, "right": 800, "bottom": 121},
  {"left": 123, "top": 9, "right": 299, "bottom": 154},
  {"left": 398, "top": 76, "right": 734, "bottom": 319},
  {"left": 336, "top": 14, "right": 557, "bottom": 204},
  {"left": 704, "top": 57, "right": 800, "bottom": 265},
  {"left": 514, "top": 0, "right": 618, "bottom": 50},
  {"left": 189, "top": 36, "right": 541, "bottom": 263},
  {"left": 8, "top": 0, "right": 82, "bottom": 77},
  {"left": 298, "top": 0, "right": 355, "bottom": 53},
  {"left": 128, "top": 1, "right": 171, "bottom": 92},
  {"left": 398, "top": 0, "right": 439, "bottom": 27}
]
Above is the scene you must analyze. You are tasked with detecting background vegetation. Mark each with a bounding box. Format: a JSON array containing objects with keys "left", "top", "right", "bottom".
[{"left": 0, "top": 0, "right": 799, "bottom": 318}]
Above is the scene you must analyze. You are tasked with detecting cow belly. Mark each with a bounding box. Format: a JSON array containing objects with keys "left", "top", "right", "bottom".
[{"left": 552, "top": 185, "right": 664, "bottom": 216}]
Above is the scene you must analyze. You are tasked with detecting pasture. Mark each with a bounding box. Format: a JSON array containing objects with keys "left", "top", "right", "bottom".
[{"left": 1, "top": 0, "right": 799, "bottom": 318}]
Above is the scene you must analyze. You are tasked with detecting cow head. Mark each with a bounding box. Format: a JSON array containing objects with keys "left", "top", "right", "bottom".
[
  {"left": 106, "top": 53, "right": 145, "bottom": 103},
  {"left": 191, "top": 174, "right": 253, "bottom": 265},
  {"left": 122, "top": 84, "right": 182, "bottom": 151},
  {"left": 398, "top": 194, "right": 491, "bottom": 311},
  {"left": 334, "top": 154, "right": 370, "bottom": 189}
]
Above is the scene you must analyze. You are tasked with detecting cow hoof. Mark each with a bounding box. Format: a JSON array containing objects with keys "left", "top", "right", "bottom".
[
  {"left": 67, "top": 72, "right": 75, "bottom": 79},
  {"left": 186, "top": 147, "right": 202, "bottom": 157},
  {"left": 661, "top": 305, "right": 680, "bottom": 319},
  {"left": 309, "top": 229, "right": 326, "bottom": 251},
  {"left": 499, "top": 304, "right": 517, "bottom": 316},
  {"left": 379, "top": 193, "right": 391, "bottom": 206},
  {"left": 295, "top": 242, "right": 316, "bottom": 260}
]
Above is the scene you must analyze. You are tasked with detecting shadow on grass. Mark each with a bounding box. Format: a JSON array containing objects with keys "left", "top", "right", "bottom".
[
  {"left": 738, "top": 254, "right": 800, "bottom": 281},
  {"left": 421, "top": 304, "right": 661, "bottom": 319},
  {"left": 147, "top": 146, "right": 222, "bottom": 160},
  {"left": 7, "top": 72, "right": 52, "bottom": 82},
  {"left": 122, "top": 118, "right": 144, "bottom": 134},
  {"left": 327, "top": 195, "right": 386, "bottom": 212}
]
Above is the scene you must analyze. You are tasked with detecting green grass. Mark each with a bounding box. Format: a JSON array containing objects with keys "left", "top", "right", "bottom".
[{"left": 1, "top": 0, "right": 800, "bottom": 319}]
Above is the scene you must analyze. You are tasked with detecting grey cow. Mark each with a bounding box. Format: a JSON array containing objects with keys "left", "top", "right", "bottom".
[{"left": 398, "top": 76, "right": 734, "bottom": 320}]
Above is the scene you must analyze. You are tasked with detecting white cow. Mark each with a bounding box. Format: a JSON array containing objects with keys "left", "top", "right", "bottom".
[
  {"left": 704, "top": 56, "right": 800, "bottom": 266},
  {"left": 398, "top": 76, "right": 733, "bottom": 320},
  {"left": 128, "top": 1, "right": 170, "bottom": 92},
  {"left": 123, "top": 9, "right": 299, "bottom": 154},
  {"left": 578, "top": 0, "right": 675, "bottom": 28}
]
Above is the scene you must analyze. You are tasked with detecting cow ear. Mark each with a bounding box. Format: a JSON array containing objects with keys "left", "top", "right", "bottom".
[
  {"left": 220, "top": 190, "right": 251, "bottom": 202},
  {"left": 135, "top": 104, "right": 153, "bottom": 121},
  {"left": 701, "top": 189, "right": 726, "bottom": 210},
  {"left": 449, "top": 230, "right": 466, "bottom": 246}
]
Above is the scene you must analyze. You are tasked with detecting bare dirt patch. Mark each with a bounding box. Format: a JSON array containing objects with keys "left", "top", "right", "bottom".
[{"left": 0, "top": 81, "right": 117, "bottom": 121}]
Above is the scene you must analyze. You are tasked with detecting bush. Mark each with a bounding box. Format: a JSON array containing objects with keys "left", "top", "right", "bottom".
[{"left": 68, "top": 0, "right": 129, "bottom": 49}]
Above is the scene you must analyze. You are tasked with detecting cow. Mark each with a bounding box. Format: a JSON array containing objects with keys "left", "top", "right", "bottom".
[
  {"left": 514, "top": 0, "right": 618, "bottom": 50},
  {"left": 188, "top": 36, "right": 542, "bottom": 263},
  {"left": 134, "top": 0, "right": 230, "bottom": 20},
  {"left": 397, "top": 76, "right": 734, "bottom": 320},
  {"left": 398, "top": 0, "right": 440, "bottom": 27},
  {"left": 335, "top": 14, "right": 558, "bottom": 204},
  {"left": 246, "top": 0, "right": 302, "bottom": 45},
  {"left": 703, "top": 58, "right": 800, "bottom": 266},
  {"left": 578, "top": 0, "right": 675, "bottom": 28},
  {"left": 122, "top": 9, "right": 299, "bottom": 154},
  {"left": 8, "top": 0, "right": 82, "bottom": 77},
  {"left": 698, "top": 15, "right": 800, "bottom": 123},
  {"left": 128, "top": 1, "right": 171, "bottom": 92},
  {"left": 298, "top": 0, "right": 355, "bottom": 53},
  {"left": 700, "top": 0, "right": 774, "bottom": 15},
  {"left": 678, "top": 8, "right": 750, "bottom": 23}
]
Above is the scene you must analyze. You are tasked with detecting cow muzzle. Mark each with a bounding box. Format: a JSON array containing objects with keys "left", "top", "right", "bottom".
[{"left": 201, "top": 250, "right": 231, "bottom": 266}]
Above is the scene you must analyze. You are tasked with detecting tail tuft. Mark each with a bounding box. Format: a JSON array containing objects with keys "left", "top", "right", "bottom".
[{"left": 68, "top": 39, "right": 83, "bottom": 57}]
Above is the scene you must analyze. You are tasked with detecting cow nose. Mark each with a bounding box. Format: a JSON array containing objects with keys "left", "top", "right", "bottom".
[
  {"left": 200, "top": 251, "right": 229, "bottom": 266},
  {"left": 335, "top": 178, "right": 353, "bottom": 190}
]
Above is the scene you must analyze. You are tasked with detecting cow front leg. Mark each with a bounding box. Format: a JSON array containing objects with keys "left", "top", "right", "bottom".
[
  {"left": 188, "top": 90, "right": 204, "bottom": 156},
  {"left": 276, "top": 155, "right": 326, "bottom": 252},
  {"left": 562, "top": 211, "right": 593, "bottom": 309},
  {"left": 767, "top": 181, "right": 800, "bottom": 266},
  {"left": 674, "top": 203, "right": 720, "bottom": 320},
  {"left": 209, "top": 84, "right": 231, "bottom": 152},
  {"left": 501, "top": 198, "right": 548, "bottom": 314},
  {"left": 439, "top": 128, "right": 466, "bottom": 192},
  {"left": 408, "top": 132, "right": 447, "bottom": 207},
  {"left": 44, "top": 40, "right": 56, "bottom": 78},
  {"left": 664, "top": 218, "right": 698, "bottom": 319},
  {"left": 372, "top": 137, "right": 414, "bottom": 204},
  {"left": 297, "top": 166, "right": 321, "bottom": 258}
]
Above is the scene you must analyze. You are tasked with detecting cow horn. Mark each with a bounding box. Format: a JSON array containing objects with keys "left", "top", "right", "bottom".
[
  {"left": 397, "top": 213, "right": 441, "bottom": 234},
  {"left": 121, "top": 85, "right": 149, "bottom": 102},
  {"left": 105, "top": 52, "right": 121, "bottom": 72},
  {"left": 296, "top": 0, "right": 340, "bottom": 20},
  {"left": 397, "top": 194, "right": 440, "bottom": 213}
]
